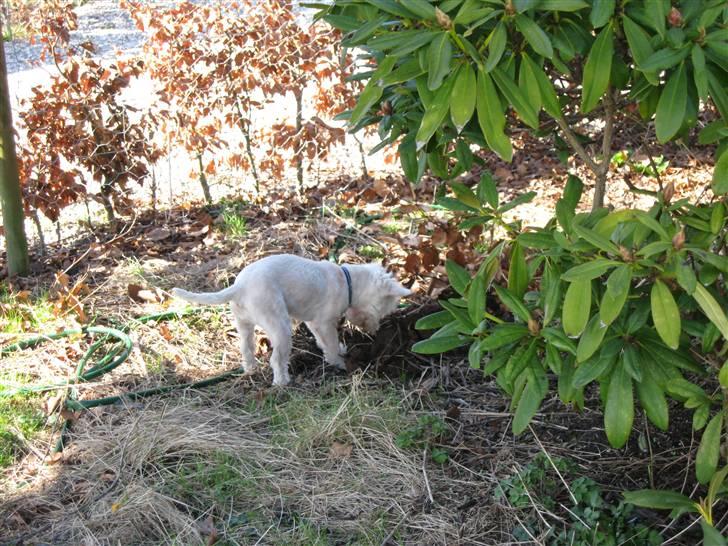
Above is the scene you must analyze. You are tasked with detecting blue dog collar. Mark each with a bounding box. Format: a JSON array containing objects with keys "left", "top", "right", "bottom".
[{"left": 341, "top": 266, "right": 353, "bottom": 307}]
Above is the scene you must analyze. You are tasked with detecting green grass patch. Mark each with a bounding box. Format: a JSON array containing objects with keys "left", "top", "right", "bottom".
[
  {"left": 0, "top": 288, "right": 55, "bottom": 333},
  {"left": 358, "top": 244, "right": 385, "bottom": 260},
  {"left": 0, "top": 390, "right": 45, "bottom": 468}
]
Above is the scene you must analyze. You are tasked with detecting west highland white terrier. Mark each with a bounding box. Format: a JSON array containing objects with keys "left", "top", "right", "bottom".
[{"left": 171, "top": 254, "right": 411, "bottom": 385}]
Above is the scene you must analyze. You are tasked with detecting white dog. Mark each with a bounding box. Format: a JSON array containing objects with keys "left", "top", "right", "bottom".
[{"left": 171, "top": 254, "right": 411, "bottom": 385}]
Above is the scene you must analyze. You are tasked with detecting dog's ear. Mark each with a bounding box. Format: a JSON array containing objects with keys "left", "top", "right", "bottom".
[{"left": 388, "top": 283, "right": 411, "bottom": 298}]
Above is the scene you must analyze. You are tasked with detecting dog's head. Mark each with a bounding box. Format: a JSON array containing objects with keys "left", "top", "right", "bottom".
[{"left": 345, "top": 264, "right": 411, "bottom": 334}]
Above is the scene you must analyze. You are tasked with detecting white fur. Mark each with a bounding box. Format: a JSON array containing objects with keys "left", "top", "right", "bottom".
[{"left": 171, "top": 254, "right": 410, "bottom": 386}]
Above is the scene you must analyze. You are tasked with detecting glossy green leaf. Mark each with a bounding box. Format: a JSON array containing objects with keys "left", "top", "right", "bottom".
[
  {"left": 415, "top": 74, "right": 455, "bottom": 150},
  {"left": 540, "top": 0, "right": 588, "bottom": 11},
  {"left": 622, "top": 15, "right": 657, "bottom": 84},
  {"left": 700, "top": 521, "right": 727, "bottom": 546},
  {"left": 515, "top": 14, "right": 553, "bottom": 59},
  {"left": 491, "top": 67, "right": 540, "bottom": 129},
  {"left": 542, "top": 262, "right": 561, "bottom": 327},
  {"left": 513, "top": 368, "right": 546, "bottom": 434},
  {"left": 694, "top": 284, "right": 728, "bottom": 341},
  {"left": 477, "top": 171, "right": 498, "bottom": 208},
  {"left": 589, "top": 0, "right": 614, "bottom": 28},
  {"left": 468, "top": 271, "right": 486, "bottom": 324},
  {"left": 693, "top": 45, "right": 709, "bottom": 101},
  {"left": 508, "top": 241, "right": 528, "bottom": 298},
  {"left": 696, "top": 413, "right": 723, "bottom": 484},
  {"left": 349, "top": 56, "right": 397, "bottom": 125},
  {"left": 604, "top": 359, "right": 634, "bottom": 449},
  {"left": 521, "top": 53, "right": 562, "bottom": 119},
  {"left": 450, "top": 64, "right": 476, "bottom": 133},
  {"left": 561, "top": 259, "right": 621, "bottom": 282},
  {"left": 480, "top": 324, "right": 530, "bottom": 351},
  {"left": 476, "top": 67, "right": 513, "bottom": 161},
  {"left": 656, "top": 63, "right": 687, "bottom": 143},
  {"left": 412, "top": 335, "right": 468, "bottom": 354},
  {"left": 428, "top": 33, "right": 453, "bottom": 91},
  {"left": 415, "top": 310, "right": 454, "bottom": 330},
  {"left": 581, "top": 24, "right": 613, "bottom": 114},
  {"left": 495, "top": 285, "right": 530, "bottom": 323},
  {"left": 399, "top": 0, "right": 437, "bottom": 20},
  {"left": 623, "top": 490, "right": 697, "bottom": 511},
  {"left": 563, "top": 279, "right": 591, "bottom": 337},
  {"left": 636, "top": 368, "right": 668, "bottom": 430},
  {"left": 651, "top": 280, "right": 681, "bottom": 350},
  {"left": 576, "top": 314, "right": 609, "bottom": 363},
  {"left": 639, "top": 47, "right": 690, "bottom": 72},
  {"left": 446, "top": 259, "right": 471, "bottom": 296},
  {"left": 600, "top": 265, "right": 631, "bottom": 325},
  {"left": 484, "top": 22, "right": 507, "bottom": 73},
  {"left": 713, "top": 149, "right": 728, "bottom": 196}
]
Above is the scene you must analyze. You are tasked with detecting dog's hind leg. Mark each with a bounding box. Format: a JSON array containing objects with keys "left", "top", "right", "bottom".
[
  {"left": 305, "top": 321, "right": 347, "bottom": 370},
  {"left": 231, "top": 302, "right": 257, "bottom": 373},
  {"left": 258, "top": 314, "right": 293, "bottom": 386}
]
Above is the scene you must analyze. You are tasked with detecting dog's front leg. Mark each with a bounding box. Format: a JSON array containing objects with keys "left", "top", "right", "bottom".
[{"left": 306, "top": 320, "right": 347, "bottom": 370}]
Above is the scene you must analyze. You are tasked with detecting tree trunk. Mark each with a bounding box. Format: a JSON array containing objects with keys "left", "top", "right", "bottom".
[
  {"left": 294, "top": 88, "right": 304, "bottom": 191},
  {"left": 31, "top": 209, "right": 45, "bottom": 256},
  {"left": 0, "top": 33, "right": 29, "bottom": 275},
  {"left": 592, "top": 171, "right": 607, "bottom": 211},
  {"left": 234, "top": 96, "right": 260, "bottom": 193},
  {"left": 197, "top": 153, "right": 212, "bottom": 203}
]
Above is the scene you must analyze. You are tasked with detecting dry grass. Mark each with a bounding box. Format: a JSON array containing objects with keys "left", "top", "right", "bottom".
[{"left": 1, "top": 377, "right": 506, "bottom": 545}]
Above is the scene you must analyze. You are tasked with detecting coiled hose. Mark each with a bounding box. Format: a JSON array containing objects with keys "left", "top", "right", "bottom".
[{"left": 0, "top": 308, "right": 244, "bottom": 451}]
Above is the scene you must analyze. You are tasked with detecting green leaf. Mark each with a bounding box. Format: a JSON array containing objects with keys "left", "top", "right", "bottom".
[
  {"left": 604, "top": 359, "right": 634, "bottom": 449},
  {"left": 512, "top": 368, "right": 546, "bottom": 434},
  {"left": 589, "top": 0, "right": 614, "bottom": 28},
  {"left": 639, "top": 47, "right": 690, "bottom": 72},
  {"left": 600, "top": 265, "right": 631, "bottom": 325},
  {"left": 636, "top": 368, "right": 669, "bottom": 430},
  {"left": 542, "top": 326, "right": 578, "bottom": 355},
  {"left": 521, "top": 53, "right": 562, "bottom": 119},
  {"left": 451, "top": 182, "right": 481, "bottom": 209},
  {"left": 561, "top": 259, "right": 621, "bottom": 282},
  {"left": 581, "top": 24, "right": 613, "bottom": 114},
  {"left": 693, "top": 45, "right": 709, "bottom": 101},
  {"left": 514, "top": 14, "right": 553, "bottom": 59},
  {"left": 576, "top": 314, "right": 609, "bottom": 363},
  {"left": 508, "top": 241, "right": 528, "bottom": 298},
  {"left": 622, "top": 16, "right": 656, "bottom": 83},
  {"left": 623, "top": 490, "right": 697, "bottom": 511},
  {"left": 539, "top": 0, "right": 588, "bottom": 11},
  {"left": 495, "top": 285, "right": 531, "bottom": 323},
  {"left": 694, "top": 284, "right": 728, "bottom": 340},
  {"left": 713, "top": 149, "right": 728, "bottom": 196},
  {"left": 480, "top": 324, "right": 530, "bottom": 350},
  {"left": 563, "top": 279, "right": 591, "bottom": 337},
  {"left": 415, "top": 310, "right": 454, "bottom": 330},
  {"left": 696, "top": 413, "right": 723, "bottom": 484},
  {"left": 701, "top": 521, "right": 728, "bottom": 546},
  {"left": 468, "top": 272, "right": 486, "bottom": 324},
  {"left": 450, "top": 64, "right": 477, "bottom": 133},
  {"left": 399, "top": 0, "right": 437, "bottom": 20},
  {"left": 477, "top": 171, "right": 499, "bottom": 208},
  {"left": 655, "top": 63, "right": 687, "bottom": 143},
  {"left": 491, "top": 67, "right": 540, "bottom": 129},
  {"left": 349, "top": 56, "right": 397, "bottom": 125},
  {"left": 446, "top": 259, "right": 471, "bottom": 296},
  {"left": 428, "top": 33, "right": 453, "bottom": 91},
  {"left": 399, "top": 136, "right": 424, "bottom": 183},
  {"left": 468, "top": 340, "right": 483, "bottom": 369},
  {"left": 651, "top": 280, "right": 681, "bottom": 350},
  {"left": 476, "top": 67, "right": 513, "bottom": 161},
  {"left": 415, "top": 74, "right": 455, "bottom": 150},
  {"left": 484, "top": 22, "right": 507, "bottom": 73},
  {"left": 542, "top": 262, "right": 561, "bottom": 327},
  {"left": 573, "top": 223, "right": 619, "bottom": 254},
  {"left": 412, "top": 335, "right": 468, "bottom": 354}
]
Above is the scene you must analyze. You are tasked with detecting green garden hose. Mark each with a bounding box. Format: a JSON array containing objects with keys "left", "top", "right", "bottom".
[{"left": 0, "top": 308, "right": 244, "bottom": 451}]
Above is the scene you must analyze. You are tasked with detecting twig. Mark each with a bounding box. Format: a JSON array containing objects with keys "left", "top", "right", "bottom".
[
  {"left": 529, "top": 425, "right": 578, "bottom": 506},
  {"left": 422, "top": 447, "right": 434, "bottom": 504}
]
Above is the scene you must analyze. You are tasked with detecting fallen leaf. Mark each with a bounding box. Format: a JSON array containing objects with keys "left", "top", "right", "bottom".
[
  {"left": 147, "top": 227, "right": 172, "bottom": 242},
  {"left": 159, "top": 323, "right": 173, "bottom": 341},
  {"left": 128, "top": 284, "right": 162, "bottom": 303}
]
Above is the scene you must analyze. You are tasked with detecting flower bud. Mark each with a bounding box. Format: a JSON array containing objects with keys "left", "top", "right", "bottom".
[
  {"left": 435, "top": 8, "right": 452, "bottom": 30},
  {"left": 668, "top": 7, "right": 683, "bottom": 27},
  {"left": 663, "top": 181, "right": 675, "bottom": 204},
  {"left": 672, "top": 229, "right": 685, "bottom": 250}
]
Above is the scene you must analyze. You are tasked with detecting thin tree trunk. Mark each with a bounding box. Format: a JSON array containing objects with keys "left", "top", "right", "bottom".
[
  {"left": 197, "top": 153, "right": 212, "bottom": 203},
  {"left": 294, "top": 88, "right": 304, "bottom": 191},
  {"left": 31, "top": 209, "right": 45, "bottom": 256},
  {"left": 100, "top": 180, "right": 116, "bottom": 224},
  {"left": 234, "top": 97, "right": 260, "bottom": 193},
  {"left": 0, "top": 33, "right": 28, "bottom": 275}
]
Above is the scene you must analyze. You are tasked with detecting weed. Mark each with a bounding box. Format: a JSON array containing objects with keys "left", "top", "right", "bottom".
[
  {"left": 610, "top": 150, "right": 669, "bottom": 178},
  {"left": 215, "top": 198, "right": 249, "bottom": 239},
  {"left": 358, "top": 244, "right": 384, "bottom": 260},
  {"left": 496, "top": 454, "right": 662, "bottom": 546},
  {"left": 0, "top": 288, "right": 55, "bottom": 333},
  {"left": 395, "top": 414, "right": 450, "bottom": 463},
  {"left": 0, "top": 390, "right": 45, "bottom": 468}
]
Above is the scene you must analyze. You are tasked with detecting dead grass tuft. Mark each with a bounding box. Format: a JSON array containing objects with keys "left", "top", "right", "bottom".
[{"left": 1, "top": 378, "right": 503, "bottom": 545}]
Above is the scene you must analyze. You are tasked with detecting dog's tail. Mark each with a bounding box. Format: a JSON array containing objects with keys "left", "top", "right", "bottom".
[{"left": 171, "top": 284, "right": 239, "bottom": 305}]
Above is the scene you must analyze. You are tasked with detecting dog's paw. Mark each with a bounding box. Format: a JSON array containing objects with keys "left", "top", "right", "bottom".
[
  {"left": 338, "top": 341, "right": 348, "bottom": 355},
  {"left": 272, "top": 373, "right": 291, "bottom": 387}
]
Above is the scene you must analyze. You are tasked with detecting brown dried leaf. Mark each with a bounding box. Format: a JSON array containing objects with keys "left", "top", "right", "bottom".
[
  {"left": 329, "top": 441, "right": 353, "bottom": 459},
  {"left": 147, "top": 227, "right": 172, "bottom": 242}
]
